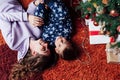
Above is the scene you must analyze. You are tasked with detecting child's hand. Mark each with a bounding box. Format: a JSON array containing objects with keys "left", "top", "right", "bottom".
[
  {"left": 34, "top": 0, "right": 44, "bottom": 6},
  {"left": 28, "top": 14, "right": 44, "bottom": 27}
]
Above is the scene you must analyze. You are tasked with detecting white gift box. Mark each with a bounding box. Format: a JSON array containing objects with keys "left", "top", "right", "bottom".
[
  {"left": 106, "top": 43, "right": 120, "bottom": 63},
  {"left": 106, "top": 51, "right": 120, "bottom": 63},
  {"left": 85, "top": 19, "right": 120, "bottom": 44}
]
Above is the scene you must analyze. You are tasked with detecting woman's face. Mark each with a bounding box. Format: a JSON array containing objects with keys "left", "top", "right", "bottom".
[
  {"left": 31, "top": 39, "right": 50, "bottom": 56},
  {"left": 39, "top": 39, "right": 50, "bottom": 56}
]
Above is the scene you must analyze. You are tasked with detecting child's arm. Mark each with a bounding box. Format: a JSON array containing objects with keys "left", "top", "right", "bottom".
[
  {"left": 27, "top": 0, "right": 44, "bottom": 15},
  {"left": 27, "top": 1, "right": 45, "bottom": 27},
  {"left": 50, "top": 0, "right": 72, "bottom": 38},
  {"left": 49, "top": 0, "right": 69, "bottom": 21}
]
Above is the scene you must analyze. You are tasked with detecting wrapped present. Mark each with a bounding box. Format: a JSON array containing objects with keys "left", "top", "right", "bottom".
[
  {"left": 106, "top": 43, "right": 120, "bottom": 63},
  {"left": 85, "top": 19, "right": 120, "bottom": 44}
]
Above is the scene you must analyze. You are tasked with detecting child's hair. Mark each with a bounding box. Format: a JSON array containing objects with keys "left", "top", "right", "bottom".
[
  {"left": 61, "top": 45, "right": 76, "bottom": 60},
  {"left": 9, "top": 50, "right": 52, "bottom": 80}
]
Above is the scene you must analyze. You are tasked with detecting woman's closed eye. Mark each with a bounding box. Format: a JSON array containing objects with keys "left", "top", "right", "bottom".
[
  {"left": 58, "top": 44, "right": 61, "bottom": 47},
  {"left": 61, "top": 40, "right": 66, "bottom": 44},
  {"left": 40, "top": 46, "right": 45, "bottom": 50},
  {"left": 59, "top": 41, "right": 65, "bottom": 47},
  {"left": 60, "top": 39, "right": 64, "bottom": 43},
  {"left": 41, "top": 47, "right": 45, "bottom": 51}
]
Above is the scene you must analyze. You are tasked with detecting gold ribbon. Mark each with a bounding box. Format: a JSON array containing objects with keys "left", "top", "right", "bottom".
[{"left": 106, "top": 47, "right": 120, "bottom": 55}]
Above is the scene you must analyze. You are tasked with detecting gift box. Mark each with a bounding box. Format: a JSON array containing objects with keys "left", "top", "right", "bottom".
[
  {"left": 85, "top": 19, "right": 120, "bottom": 44},
  {"left": 106, "top": 43, "right": 120, "bottom": 63},
  {"left": 86, "top": 19, "right": 110, "bottom": 44}
]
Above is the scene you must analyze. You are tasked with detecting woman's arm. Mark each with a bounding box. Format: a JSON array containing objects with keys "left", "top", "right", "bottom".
[
  {"left": 0, "top": 1, "right": 28, "bottom": 22},
  {"left": 0, "top": 1, "right": 44, "bottom": 27},
  {"left": 0, "top": 12, "right": 28, "bottom": 22},
  {"left": 0, "top": 1, "right": 42, "bottom": 22}
]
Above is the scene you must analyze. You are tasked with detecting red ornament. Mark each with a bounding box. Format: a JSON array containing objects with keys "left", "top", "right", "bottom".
[
  {"left": 85, "top": 14, "right": 90, "bottom": 19},
  {"left": 93, "top": 13, "right": 96, "bottom": 17},
  {"left": 93, "top": 21, "right": 99, "bottom": 26},
  {"left": 110, "top": 36, "right": 115, "bottom": 43},
  {"left": 91, "top": 13, "right": 96, "bottom": 21},
  {"left": 109, "top": 10, "right": 119, "bottom": 17},
  {"left": 117, "top": 25, "right": 120, "bottom": 32}
]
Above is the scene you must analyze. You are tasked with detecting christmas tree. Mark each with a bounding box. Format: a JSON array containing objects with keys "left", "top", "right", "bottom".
[{"left": 76, "top": 0, "right": 120, "bottom": 47}]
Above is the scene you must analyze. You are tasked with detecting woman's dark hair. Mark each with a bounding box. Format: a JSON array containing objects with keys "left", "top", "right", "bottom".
[{"left": 9, "top": 50, "right": 53, "bottom": 80}]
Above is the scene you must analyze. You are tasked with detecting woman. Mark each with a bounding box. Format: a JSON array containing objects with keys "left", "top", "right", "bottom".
[
  {"left": 0, "top": 0, "right": 44, "bottom": 62},
  {"left": 0, "top": 0, "right": 54, "bottom": 79}
]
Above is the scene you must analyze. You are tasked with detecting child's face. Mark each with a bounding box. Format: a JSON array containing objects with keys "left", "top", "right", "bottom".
[{"left": 55, "top": 36, "right": 70, "bottom": 55}]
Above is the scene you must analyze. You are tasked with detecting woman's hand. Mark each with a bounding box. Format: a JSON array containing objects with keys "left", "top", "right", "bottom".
[
  {"left": 34, "top": 0, "right": 44, "bottom": 6},
  {"left": 28, "top": 14, "right": 44, "bottom": 27}
]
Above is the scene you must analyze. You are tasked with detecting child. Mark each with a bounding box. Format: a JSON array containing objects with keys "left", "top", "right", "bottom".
[
  {"left": 34, "top": 0, "right": 76, "bottom": 60},
  {"left": 54, "top": 36, "right": 75, "bottom": 60}
]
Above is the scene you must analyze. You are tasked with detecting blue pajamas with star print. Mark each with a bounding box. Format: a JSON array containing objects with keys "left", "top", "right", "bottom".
[{"left": 34, "top": 0, "right": 72, "bottom": 46}]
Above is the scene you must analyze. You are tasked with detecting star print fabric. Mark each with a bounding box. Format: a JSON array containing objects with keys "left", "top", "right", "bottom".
[
  {"left": 34, "top": 3, "right": 47, "bottom": 21},
  {"left": 34, "top": 0, "right": 72, "bottom": 46}
]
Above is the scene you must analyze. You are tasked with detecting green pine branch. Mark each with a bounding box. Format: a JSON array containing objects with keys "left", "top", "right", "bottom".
[{"left": 76, "top": 0, "right": 120, "bottom": 37}]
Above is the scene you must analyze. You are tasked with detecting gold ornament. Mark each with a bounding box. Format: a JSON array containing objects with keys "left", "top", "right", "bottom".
[
  {"left": 93, "top": 3, "right": 97, "bottom": 8},
  {"left": 96, "top": 6, "right": 104, "bottom": 14},
  {"left": 87, "top": 0, "right": 91, "bottom": 2},
  {"left": 102, "top": 0, "right": 108, "bottom": 5}
]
